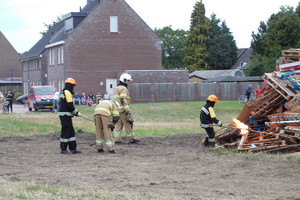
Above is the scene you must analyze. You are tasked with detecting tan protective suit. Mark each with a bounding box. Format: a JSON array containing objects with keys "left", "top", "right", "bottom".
[
  {"left": 94, "top": 100, "right": 119, "bottom": 151},
  {"left": 113, "top": 83, "right": 136, "bottom": 142}
]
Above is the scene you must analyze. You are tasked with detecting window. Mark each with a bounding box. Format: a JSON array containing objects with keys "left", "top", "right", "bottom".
[
  {"left": 57, "top": 46, "right": 64, "bottom": 64},
  {"left": 49, "top": 49, "right": 55, "bottom": 66},
  {"left": 58, "top": 48, "right": 61, "bottom": 64},
  {"left": 110, "top": 16, "right": 118, "bottom": 33},
  {"left": 49, "top": 50, "right": 51, "bottom": 66}
]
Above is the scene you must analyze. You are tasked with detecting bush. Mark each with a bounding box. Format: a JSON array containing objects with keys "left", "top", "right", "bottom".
[{"left": 13, "top": 91, "right": 21, "bottom": 101}]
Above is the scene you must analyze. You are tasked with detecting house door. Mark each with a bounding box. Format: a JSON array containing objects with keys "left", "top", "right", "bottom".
[{"left": 106, "top": 78, "right": 117, "bottom": 98}]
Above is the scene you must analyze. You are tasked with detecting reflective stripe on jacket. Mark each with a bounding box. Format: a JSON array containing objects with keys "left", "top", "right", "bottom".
[
  {"left": 94, "top": 100, "right": 119, "bottom": 117},
  {"left": 58, "top": 89, "right": 78, "bottom": 116},
  {"left": 113, "top": 84, "right": 130, "bottom": 113},
  {"left": 200, "top": 103, "right": 220, "bottom": 127}
]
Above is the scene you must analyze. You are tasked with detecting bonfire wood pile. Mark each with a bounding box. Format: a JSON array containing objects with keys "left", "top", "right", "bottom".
[
  {"left": 277, "top": 49, "right": 300, "bottom": 66},
  {"left": 216, "top": 49, "right": 300, "bottom": 153}
]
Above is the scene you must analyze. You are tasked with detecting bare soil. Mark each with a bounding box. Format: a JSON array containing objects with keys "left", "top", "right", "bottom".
[{"left": 0, "top": 132, "right": 299, "bottom": 200}]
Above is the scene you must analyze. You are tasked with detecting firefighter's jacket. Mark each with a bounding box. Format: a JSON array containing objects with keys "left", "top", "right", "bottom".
[
  {"left": 58, "top": 89, "right": 78, "bottom": 116},
  {"left": 113, "top": 82, "right": 130, "bottom": 113},
  {"left": 94, "top": 100, "right": 119, "bottom": 117},
  {"left": 200, "top": 101, "right": 222, "bottom": 128}
]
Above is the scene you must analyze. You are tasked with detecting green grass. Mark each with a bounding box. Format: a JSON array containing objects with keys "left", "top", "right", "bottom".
[
  {"left": 131, "top": 101, "right": 242, "bottom": 123},
  {"left": 209, "top": 147, "right": 300, "bottom": 163},
  {"left": 0, "top": 117, "right": 60, "bottom": 137},
  {"left": 0, "top": 101, "right": 244, "bottom": 137},
  {"left": 0, "top": 177, "right": 173, "bottom": 200}
]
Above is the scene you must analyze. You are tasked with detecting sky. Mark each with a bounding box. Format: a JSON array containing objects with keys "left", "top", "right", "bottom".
[{"left": 0, "top": 0, "right": 299, "bottom": 53}]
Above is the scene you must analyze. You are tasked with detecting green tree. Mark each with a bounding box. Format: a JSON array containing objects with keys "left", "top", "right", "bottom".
[
  {"left": 40, "top": 16, "right": 62, "bottom": 36},
  {"left": 206, "top": 14, "right": 237, "bottom": 70},
  {"left": 154, "top": 26, "right": 189, "bottom": 69},
  {"left": 183, "top": 0, "right": 211, "bottom": 72},
  {"left": 248, "top": 5, "right": 300, "bottom": 76}
]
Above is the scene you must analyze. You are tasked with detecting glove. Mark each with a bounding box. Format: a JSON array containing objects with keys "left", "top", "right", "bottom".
[
  {"left": 125, "top": 111, "right": 131, "bottom": 116},
  {"left": 108, "top": 123, "right": 115, "bottom": 131},
  {"left": 74, "top": 111, "right": 82, "bottom": 117},
  {"left": 120, "top": 98, "right": 125, "bottom": 105},
  {"left": 112, "top": 116, "right": 120, "bottom": 124},
  {"left": 126, "top": 112, "right": 134, "bottom": 123},
  {"left": 218, "top": 121, "right": 223, "bottom": 127}
]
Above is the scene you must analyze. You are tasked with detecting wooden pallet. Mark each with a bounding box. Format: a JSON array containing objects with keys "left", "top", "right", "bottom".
[
  {"left": 264, "top": 72, "right": 300, "bottom": 100},
  {"left": 282, "top": 49, "right": 300, "bottom": 56}
]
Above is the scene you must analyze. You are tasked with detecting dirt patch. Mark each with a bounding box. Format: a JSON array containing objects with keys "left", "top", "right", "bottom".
[{"left": 0, "top": 132, "right": 299, "bottom": 200}]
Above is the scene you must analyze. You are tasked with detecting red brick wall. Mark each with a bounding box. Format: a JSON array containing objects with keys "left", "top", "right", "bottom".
[
  {"left": 123, "top": 70, "right": 189, "bottom": 83},
  {"left": 0, "top": 31, "right": 22, "bottom": 79},
  {"left": 67, "top": 71, "right": 117, "bottom": 95},
  {"left": 64, "top": 0, "right": 162, "bottom": 95}
]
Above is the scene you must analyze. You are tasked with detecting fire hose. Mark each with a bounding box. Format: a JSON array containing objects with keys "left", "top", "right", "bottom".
[
  {"left": 80, "top": 115, "right": 95, "bottom": 122},
  {"left": 80, "top": 115, "right": 115, "bottom": 131}
]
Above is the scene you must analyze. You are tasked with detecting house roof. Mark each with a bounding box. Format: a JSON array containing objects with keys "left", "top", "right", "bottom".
[
  {"left": 230, "top": 48, "right": 253, "bottom": 70},
  {"left": 21, "top": 21, "right": 65, "bottom": 60},
  {"left": 189, "top": 69, "right": 244, "bottom": 80},
  {"left": 21, "top": 0, "right": 101, "bottom": 60},
  {"left": 204, "top": 76, "right": 263, "bottom": 82},
  {"left": 188, "top": 48, "right": 254, "bottom": 81}
]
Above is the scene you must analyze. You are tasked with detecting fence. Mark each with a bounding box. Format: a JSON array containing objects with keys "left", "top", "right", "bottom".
[
  {"left": 130, "top": 81, "right": 262, "bottom": 103},
  {"left": 0, "top": 85, "right": 22, "bottom": 96}
]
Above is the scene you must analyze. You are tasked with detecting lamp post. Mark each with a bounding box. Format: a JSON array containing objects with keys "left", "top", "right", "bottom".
[{"left": 11, "top": 69, "right": 13, "bottom": 90}]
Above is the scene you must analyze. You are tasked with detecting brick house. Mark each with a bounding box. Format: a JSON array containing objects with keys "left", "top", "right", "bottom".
[
  {"left": 21, "top": 0, "right": 162, "bottom": 96},
  {"left": 0, "top": 31, "right": 22, "bottom": 93}
]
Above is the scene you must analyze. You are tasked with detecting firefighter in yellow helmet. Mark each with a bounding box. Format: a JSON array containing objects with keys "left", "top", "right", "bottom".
[
  {"left": 94, "top": 100, "right": 120, "bottom": 153},
  {"left": 58, "top": 78, "right": 82, "bottom": 154},
  {"left": 113, "top": 73, "right": 140, "bottom": 143},
  {"left": 200, "top": 94, "right": 222, "bottom": 147}
]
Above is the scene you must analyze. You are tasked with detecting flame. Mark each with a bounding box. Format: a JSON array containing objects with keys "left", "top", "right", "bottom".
[{"left": 232, "top": 118, "right": 249, "bottom": 135}]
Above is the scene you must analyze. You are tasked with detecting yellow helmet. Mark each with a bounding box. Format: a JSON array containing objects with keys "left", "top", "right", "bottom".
[
  {"left": 65, "top": 78, "right": 76, "bottom": 86},
  {"left": 119, "top": 73, "right": 132, "bottom": 83},
  {"left": 207, "top": 94, "right": 218, "bottom": 102}
]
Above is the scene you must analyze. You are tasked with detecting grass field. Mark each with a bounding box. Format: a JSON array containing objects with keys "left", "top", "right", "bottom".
[
  {"left": 0, "top": 101, "right": 244, "bottom": 137},
  {"left": 1, "top": 101, "right": 299, "bottom": 200}
]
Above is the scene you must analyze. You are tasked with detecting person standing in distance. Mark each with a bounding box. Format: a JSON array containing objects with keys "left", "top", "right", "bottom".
[
  {"left": 200, "top": 95, "right": 222, "bottom": 147},
  {"left": 245, "top": 84, "right": 254, "bottom": 101},
  {"left": 6, "top": 90, "right": 14, "bottom": 113},
  {"left": 52, "top": 89, "right": 60, "bottom": 112},
  {"left": 113, "top": 73, "right": 140, "bottom": 143},
  {"left": 58, "top": 78, "right": 82, "bottom": 154},
  {"left": 255, "top": 85, "right": 262, "bottom": 97}
]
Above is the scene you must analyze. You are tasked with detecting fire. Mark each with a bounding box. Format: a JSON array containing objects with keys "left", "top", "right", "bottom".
[{"left": 232, "top": 118, "right": 249, "bottom": 135}]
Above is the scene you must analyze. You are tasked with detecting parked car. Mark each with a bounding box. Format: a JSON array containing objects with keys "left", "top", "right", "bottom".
[
  {"left": 16, "top": 94, "right": 28, "bottom": 104},
  {"left": 27, "top": 86, "right": 56, "bottom": 111}
]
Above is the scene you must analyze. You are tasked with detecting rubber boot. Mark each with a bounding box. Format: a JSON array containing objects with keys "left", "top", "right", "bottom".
[
  {"left": 60, "top": 142, "right": 69, "bottom": 154},
  {"left": 207, "top": 141, "right": 215, "bottom": 147},
  {"left": 70, "top": 149, "right": 81, "bottom": 154},
  {"left": 204, "top": 137, "right": 209, "bottom": 146},
  {"left": 97, "top": 149, "right": 104, "bottom": 153},
  {"left": 129, "top": 137, "right": 140, "bottom": 143}
]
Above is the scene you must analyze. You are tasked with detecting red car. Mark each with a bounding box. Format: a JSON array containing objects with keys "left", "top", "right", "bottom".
[{"left": 27, "top": 86, "right": 56, "bottom": 111}]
